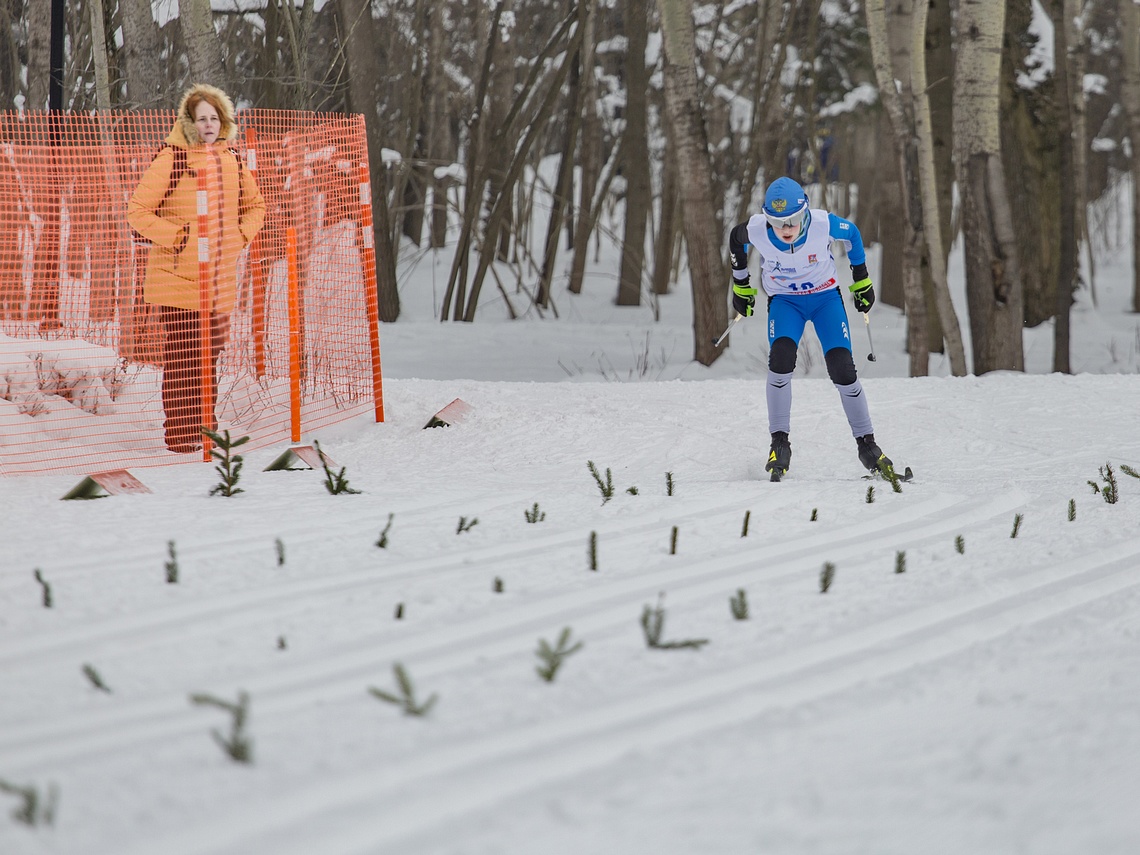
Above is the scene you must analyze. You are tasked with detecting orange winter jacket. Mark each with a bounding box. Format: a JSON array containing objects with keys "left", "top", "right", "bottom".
[{"left": 127, "top": 85, "right": 266, "bottom": 314}]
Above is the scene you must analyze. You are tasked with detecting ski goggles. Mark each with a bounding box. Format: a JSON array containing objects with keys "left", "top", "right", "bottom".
[{"left": 764, "top": 208, "right": 807, "bottom": 230}]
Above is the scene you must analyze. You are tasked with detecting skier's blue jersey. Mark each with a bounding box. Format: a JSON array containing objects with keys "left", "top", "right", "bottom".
[{"left": 729, "top": 211, "right": 866, "bottom": 298}]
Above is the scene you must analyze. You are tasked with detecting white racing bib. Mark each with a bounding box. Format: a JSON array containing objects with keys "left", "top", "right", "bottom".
[{"left": 745, "top": 209, "right": 840, "bottom": 298}]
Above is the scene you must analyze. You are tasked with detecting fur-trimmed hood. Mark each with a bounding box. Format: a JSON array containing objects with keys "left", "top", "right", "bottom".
[{"left": 168, "top": 83, "right": 238, "bottom": 147}]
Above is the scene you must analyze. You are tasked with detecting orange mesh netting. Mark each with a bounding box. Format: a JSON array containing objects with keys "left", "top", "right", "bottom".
[{"left": 0, "top": 110, "right": 383, "bottom": 476}]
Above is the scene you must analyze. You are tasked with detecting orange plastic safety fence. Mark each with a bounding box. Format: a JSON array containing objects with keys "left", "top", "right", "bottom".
[{"left": 0, "top": 110, "right": 383, "bottom": 476}]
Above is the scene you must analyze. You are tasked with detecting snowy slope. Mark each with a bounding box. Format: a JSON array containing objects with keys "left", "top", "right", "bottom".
[{"left": 2, "top": 371, "right": 1140, "bottom": 854}]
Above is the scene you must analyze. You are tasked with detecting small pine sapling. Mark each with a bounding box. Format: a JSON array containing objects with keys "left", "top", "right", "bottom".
[
  {"left": 189, "top": 691, "right": 253, "bottom": 763},
  {"left": 165, "top": 540, "right": 178, "bottom": 584},
  {"left": 33, "top": 568, "right": 51, "bottom": 608},
  {"left": 729, "top": 589, "right": 749, "bottom": 620},
  {"left": 865, "top": 485, "right": 875, "bottom": 504},
  {"left": 640, "top": 593, "right": 709, "bottom": 650},
  {"left": 895, "top": 550, "right": 906, "bottom": 574},
  {"left": 1010, "top": 513, "right": 1024, "bottom": 538},
  {"left": 587, "top": 460, "right": 614, "bottom": 503},
  {"left": 589, "top": 531, "right": 598, "bottom": 571},
  {"left": 670, "top": 525, "right": 678, "bottom": 555},
  {"left": 1120, "top": 463, "right": 1140, "bottom": 480},
  {"left": 276, "top": 636, "right": 287, "bottom": 650},
  {"left": 456, "top": 516, "right": 479, "bottom": 533},
  {"left": 0, "top": 779, "right": 59, "bottom": 827},
  {"left": 394, "top": 602, "right": 404, "bottom": 619},
  {"left": 884, "top": 465, "right": 903, "bottom": 494},
  {"left": 819, "top": 562, "right": 836, "bottom": 593},
  {"left": 535, "top": 627, "right": 584, "bottom": 682},
  {"left": 274, "top": 538, "right": 285, "bottom": 566},
  {"left": 955, "top": 535, "right": 965, "bottom": 554},
  {"left": 1068, "top": 499, "right": 1076, "bottom": 521},
  {"left": 741, "top": 510, "right": 751, "bottom": 537},
  {"left": 368, "top": 663, "right": 438, "bottom": 716},
  {"left": 524, "top": 503, "right": 546, "bottom": 523},
  {"left": 626, "top": 486, "right": 639, "bottom": 495},
  {"left": 315, "top": 440, "right": 361, "bottom": 495},
  {"left": 1087, "top": 462, "right": 1119, "bottom": 504},
  {"left": 202, "top": 428, "right": 250, "bottom": 496},
  {"left": 493, "top": 577, "right": 504, "bottom": 593},
  {"left": 810, "top": 508, "right": 818, "bottom": 522},
  {"left": 666, "top": 472, "right": 674, "bottom": 496},
  {"left": 376, "top": 513, "right": 394, "bottom": 548},
  {"left": 82, "top": 663, "right": 111, "bottom": 693}
]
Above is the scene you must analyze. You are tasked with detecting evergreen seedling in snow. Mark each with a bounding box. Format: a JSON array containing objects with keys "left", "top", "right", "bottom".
[
  {"left": 368, "top": 664, "right": 437, "bottom": 716},
  {"left": 189, "top": 691, "right": 253, "bottom": 763},
  {"left": 1068, "top": 499, "right": 1076, "bottom": 521},
  {"left": 202, "top": 428, "right": 249, "bottom": 496},
  {"left": 670, "top": 525, "right": 678, "bottom": 555},
  {"left": 535, "top": 627, "right": 583, "bottom": 682},
  {"left": 315, "top": 440, "right": 360, "bottom": 495},
  {"left": 866, "top": 485, "right": 875, "bottom": 504},
  {"left": 524, "top": 503, "right": 546, "bottom": 523},
  {"left": 1088, "top": 462, "right": 1119, "bottom": 504},
  {"left": 884, "top": 465, "right": 903, "bottom": 493},
  {"left": 1121, "top": 463, "right": 1140, "bottom": 479},
  {"left": 33, "top": 568, "right": 51, "bottom": 608},
  {"left": 810, "top": 508, "right": 818, "bottom": 522},
  {"left": 82, "top": 663, "right": 111, "bottom": 693},
  {"left": 274, "top": 538, "right": 285, "bottom": 566},
  {"left": 1010, "top": 513, "right": 1024, "bottom": 538},
  {"left": 589, "top": 531, "right": 598, "bottom": 571},
  {"left": 666, "top": 472, "right": 674, "bottom": 496},
  {"left": 587, "top": 460, "right": 614, "bottom": 503},
  {"left": 0, "top": 779, "right": 58, "bottom": 827},
  {"left": 456, "top": 516, "right": 478, "bottom": 533},
  {"left": 895, "top": 550, "right": 906, "bottom": 574},
  {"left": 493, "top": 577, "right": 504, "bottom": 593},
  {"left": 276, "top": 636, "right": 287, "bottom": 650},
  {"left": 394, "top": 602, "right": 404, "bottom": 619},
  {"left": 626, "top": 486, "right": 639, "bottom": 495},
  {"left": 165, "top": 540, "right": 178, "bottom": 584},
  {"left": 376, "top": 513, "right": 394, "bottom": 547},
  {"left": 820, "top": 562, "right": 836, "bottom": 593},
  {"left": 741, "top": 510, "right": 751, "bottom": 537},
  {"left": 640, "top": 593, "right": 709, "bottom": 650},
  {"left": 955, "top": 535, "right": 965, "bottom": 554},
  {"left": 729, "top": 589, "right": 749, "bottom": 620}
]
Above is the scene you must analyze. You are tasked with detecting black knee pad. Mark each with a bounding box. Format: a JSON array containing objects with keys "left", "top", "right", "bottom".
[
  {"left": 769, "top": 337, "right": 798, "bottom": 374},
  {"left": 824, "top": 347, "right": 857, "bottom": 385}
]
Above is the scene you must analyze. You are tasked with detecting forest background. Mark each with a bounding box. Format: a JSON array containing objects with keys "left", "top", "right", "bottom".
[{"left": 2, "top": 0, "right": 1139, "bottom": 376}]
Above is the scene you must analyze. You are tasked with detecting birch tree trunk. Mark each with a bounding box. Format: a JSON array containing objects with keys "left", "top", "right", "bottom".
[
  {"left": 568, "top": 1, "right": 599, "bottom": 294},
  {"left": 954, "top": 0, "right": 1024, "bottom": 373},
  {"left": 88, "top": 0, "right": 111, "bottom": 112},
  {"left": 1121, "top": 0, "right": 1140, "bottom": 313},
  {"left": 178, "top": 0, "right": 227, "bottom": 88},
  {"left": 865, "top": 0, "right": 928, "bottom": 375},
  {"left": 656, "top": 0, "right": 727, "bottom": 366},
  {"left": 911, "top": 0, "right": 967, "bottom": 375},
  {"left": 119, "top": 0, "right": 167, "bottom": 108},
  {"left": 1052, "top": 0, "right": 1077, "bottom": 372},
  {"left": 26, "top": 0, "right": 51, "bottom": 111}
]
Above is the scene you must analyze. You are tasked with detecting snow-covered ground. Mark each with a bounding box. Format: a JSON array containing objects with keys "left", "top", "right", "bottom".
[{"left": 1, "top": 179, "right": 1139, "bottom": 853}]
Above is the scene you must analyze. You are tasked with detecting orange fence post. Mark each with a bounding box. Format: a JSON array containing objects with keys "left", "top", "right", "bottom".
[
  {"left": 286, "top": 226, "right": 302, "bottom": 443},
  {"left": 357, "top": 162, "right": 385, "bottom": 423},
  {"left": 245, "top": 127, "right": 267, "bottom": 378},
  {"left": 197, "top": 167, "right": 213, "bottom": 463}
]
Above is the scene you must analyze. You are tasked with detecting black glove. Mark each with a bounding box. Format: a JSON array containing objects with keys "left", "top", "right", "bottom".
[
  {"left": 850, "top": 277, "right": 875, "bottom": 313},
  {"left": 731, "top": 278, "right": 757, "bottom": 317}
]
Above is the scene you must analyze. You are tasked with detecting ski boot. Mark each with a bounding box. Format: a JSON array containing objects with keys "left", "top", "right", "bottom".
[
  {"left": 856, "top": 433, "right": 895, "bottom": 478},
  {"left": 765, "top": 431, "right": 792, "bottom": 482}
]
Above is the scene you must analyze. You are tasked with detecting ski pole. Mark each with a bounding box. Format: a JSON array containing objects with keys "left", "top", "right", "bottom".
[
  {"left": 711, "top": 314, "right": 743, "bottom": 348},
  {"left": 862, "top": 313, "right": 877, "bottom": 362}
]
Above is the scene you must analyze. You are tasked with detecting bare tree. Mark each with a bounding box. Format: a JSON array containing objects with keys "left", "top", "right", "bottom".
[
  {"left": 337, "top": 0, "right": 400, "bottom": 321},
  {"left": 1121, "top": 0, "right": 1140, "bottom": 312},
  {"left": 119, "top": 0, "right": 168, "bottom": 108},
  {"left": 1052, "top": 0, "right": 1078, "bottom": 372},
  {"left": 617, "top": 0, "right": 651, "bottom": 306},
  {"left": 656, "top": 0, "right": 727, "bottom": 365},
  {"left": 26, "top": 0, "right": 52, "bottom": 110},
  {"left": 178, "top": 0, "right": 227, "bottom": 88},
  {"left": 954, "top": 0, "right": 1024, "bottom": 373}
]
